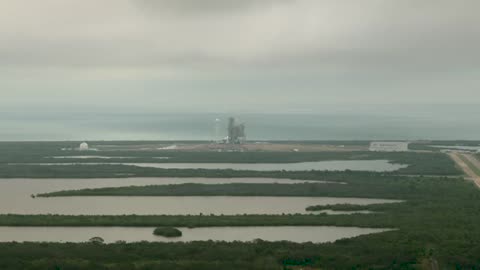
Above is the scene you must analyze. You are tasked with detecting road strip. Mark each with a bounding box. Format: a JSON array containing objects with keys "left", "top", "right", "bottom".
[{"left": 448, "top": 152, "right": 480, "bottom": 188}]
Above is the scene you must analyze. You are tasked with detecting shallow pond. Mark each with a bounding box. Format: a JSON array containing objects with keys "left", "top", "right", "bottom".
[
  {"left": 15, "top": 160, "right": 407, "bottom": 172},
  {"left": 123, "top": 160, "right": 406, "bottom": 171},
  {"left": 49, "top": 156, "right": 171, "bottom": 159},
  {"left": 0, "top": 226, "right": 392, "bottom": 243},
  {"left": 0, "top": 179, "right": 400, "bottom": 215}
]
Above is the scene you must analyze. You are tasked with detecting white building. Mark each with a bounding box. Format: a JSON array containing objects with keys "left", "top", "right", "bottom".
[
  {"left": 79, "top": 142, "right": 89, "bottom": 151},
  {"left": 369, "top": 142, "right": 409, "bottom": 152}
]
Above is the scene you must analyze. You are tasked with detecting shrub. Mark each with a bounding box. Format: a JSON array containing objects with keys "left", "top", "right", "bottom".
[{"left": 153, "top": 227, "right": 182, "bottom": 238}]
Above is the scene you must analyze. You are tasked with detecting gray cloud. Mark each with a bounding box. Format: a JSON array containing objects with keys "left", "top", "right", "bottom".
[
  {"left": 0, "top": 0, "right": 479, "bottom": 111},
  {"left": 133, "top": 0, "right": 287, "bottom": 15}
]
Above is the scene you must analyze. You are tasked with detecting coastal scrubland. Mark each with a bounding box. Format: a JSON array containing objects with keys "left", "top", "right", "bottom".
[
  {"left": 0, "top": 142, "right": 479, "bottom": 269},
  {"left": 3, "top": 173, "right": 480, "bottom": 268}
]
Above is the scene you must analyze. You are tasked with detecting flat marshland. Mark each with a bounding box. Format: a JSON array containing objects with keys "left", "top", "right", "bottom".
[{"left": 1, "top": 141, "right": 480, "bottom": 269}]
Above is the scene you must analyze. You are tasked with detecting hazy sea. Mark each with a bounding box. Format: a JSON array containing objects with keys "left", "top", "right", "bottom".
[{"left": 1, "top": 105, "right": 479, "bottom": 141}]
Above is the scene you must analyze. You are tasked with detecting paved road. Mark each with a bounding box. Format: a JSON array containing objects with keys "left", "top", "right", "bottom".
[{"left": 448, "top": 152, "right": 480, "bottom": 188}]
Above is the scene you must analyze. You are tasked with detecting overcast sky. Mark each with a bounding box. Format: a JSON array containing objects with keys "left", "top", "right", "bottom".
[{"left": 1, "top": 0, "right": 479, "bottom": 113}]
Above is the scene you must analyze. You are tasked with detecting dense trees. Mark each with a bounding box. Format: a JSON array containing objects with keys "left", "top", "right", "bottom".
[
  {"left": 0, "top": 228, "right": 478, "bottom": 269},
  {"left": 37, "top": 175, "right": 461, "bottom": 200},
  {"left": 0, "top": 141, "right": 479, "bottom": 268},
  {"left": 0, "top": 141, "right": 461, "bottom": 177},
  {"left": 153, "top": 227, "right": 182, "bottom": 237},
  {"left": 88, "top": 237, "right": 104, "bottom": 244},
  {"left": 3, "top": 175, "right": 480, "bottom": 268}
]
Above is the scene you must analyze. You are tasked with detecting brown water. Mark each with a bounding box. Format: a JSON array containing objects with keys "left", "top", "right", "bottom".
[
  {"left": 0, "top": 226, "right": 392, "bottom": 243},
  {"left": 10, "top": 160, "right": 407, "bottom": 172},
  {"left": 122, "top": 160, "right": 406, "bottom": 171},
  {"left": 0, "top": 178, "right": 395, "bottom": 243},
  {"left": 0, "top": 178, "right": 400, "bottom": 215}
]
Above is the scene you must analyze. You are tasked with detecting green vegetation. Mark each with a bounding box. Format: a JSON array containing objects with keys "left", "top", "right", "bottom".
[
  {"left": 153, "top": 227, "right": 182, "bottom": 237},
  {"left": 0, "top": 213, "right": 392, "bottom": 228},
  {"left": 2, "top": 141, "right": 480, "bottom": 269},
  {"left": 305, "top": 203, "right": 390, "bottom": 212},
  {"left": 36, "top": 174, "right": 459, "bottom": 199},
  {"left": 35, "top": 182, "right": 414, "bottom": 199},
  {"left": 7, "top": 174, "right": 480, "bottom": 268},
  {"left": 0, "top": 140, "right": 461, "bottom": 176},
  {"left": 0, "top": 238, "right": 421, "bottom": 270},
  {"left": 0, "top": 162, "right": 459, "bottom": 181},
  {"left": 409, "top": 140, "right": 480, "bottom": 151},
  {"left": 88, "top": 237, "right": 104, "bottom": 244},
  {"left": 0, "top": 150, "right": 461, "bottom": 179}
]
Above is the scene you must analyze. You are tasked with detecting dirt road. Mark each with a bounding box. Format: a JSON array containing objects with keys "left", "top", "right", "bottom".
[
  {"left": 463, "top": 154, "right": 480, "bottom": 172},
  {"left": 448, "top": 152, "right": 480, "bottom": 188}
]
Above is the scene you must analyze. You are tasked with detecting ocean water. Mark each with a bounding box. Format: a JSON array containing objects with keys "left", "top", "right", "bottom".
[{"left": 1, "top": 105, "right": 479, "bottom": 141}]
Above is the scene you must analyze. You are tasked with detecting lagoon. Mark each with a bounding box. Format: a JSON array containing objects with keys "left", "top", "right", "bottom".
[
  {"left": 17, "top": 160, "right": 406, "bottom": 172},
  {"left": 0, "top": 226, "right": 392, "bottom": 243},
  {"left": 0, "top": 178, "right": 399, "bottom": 215}
]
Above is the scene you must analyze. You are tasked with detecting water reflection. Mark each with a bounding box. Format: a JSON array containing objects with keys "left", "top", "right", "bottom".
[
  {"left": 0, "top": 226, "right": 392, "bottom": 243},
  {"left": 0, "top": 178, "right": 400, "bottom": 215},
  {"left": 9, "top": 160, "right": 407, "bottom": 172}
]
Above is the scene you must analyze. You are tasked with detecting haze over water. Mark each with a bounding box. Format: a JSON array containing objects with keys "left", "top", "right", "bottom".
[{"left": 1, "top": 105, "right": 479, "bottom": 141}]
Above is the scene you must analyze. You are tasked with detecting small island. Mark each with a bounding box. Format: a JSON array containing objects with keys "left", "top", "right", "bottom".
[{"left": 153, "top": 227, "right": 182, "bottom": 238}]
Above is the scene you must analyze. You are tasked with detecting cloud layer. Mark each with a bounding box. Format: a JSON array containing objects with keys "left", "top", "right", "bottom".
[{"left": 0, "top": 0, "right": 479, "bottom": 111}]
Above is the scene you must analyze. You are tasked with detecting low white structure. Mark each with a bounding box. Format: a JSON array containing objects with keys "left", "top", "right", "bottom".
[
  {"left": 158, "top": 145, "right": 177, "bottom": 150},
  {"left": 78, "top": 142, "right": 89, "bottom": 151},
  {"left": 369, "top": 142, "right": 409, "bottom": 152}
]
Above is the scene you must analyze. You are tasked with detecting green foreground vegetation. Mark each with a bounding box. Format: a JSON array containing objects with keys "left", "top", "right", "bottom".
[
  {"left": 4, "top": 174, "right": 480, "bottom": 268},
  {"left": 0, "top": 237, "right": 424, "bottom": 270},
  {"left": 1, "top": 142, "right": 480, "bottom": 269}
]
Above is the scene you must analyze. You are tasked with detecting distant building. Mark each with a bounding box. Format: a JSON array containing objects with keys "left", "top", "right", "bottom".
[
  {"left": 79, "top": 142, "right": 89, "bottom": 151},
  {"left": 227, "top": 117, "right": 246, "bottom": 144},
  {"left": 369, "top": 142, "right": 409, "bottom": 152}
]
